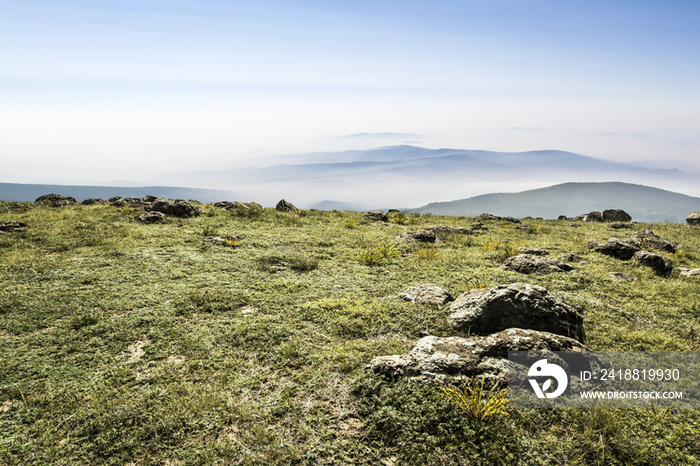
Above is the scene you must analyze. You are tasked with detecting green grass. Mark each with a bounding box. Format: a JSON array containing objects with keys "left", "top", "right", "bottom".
[{"left": 1, "top": 205, "right": 699, "bottom": 464}]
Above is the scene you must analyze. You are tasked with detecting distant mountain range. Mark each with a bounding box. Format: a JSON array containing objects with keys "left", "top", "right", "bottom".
[{"left": 411, "top": 182, "right": 700, "bottom": 223}]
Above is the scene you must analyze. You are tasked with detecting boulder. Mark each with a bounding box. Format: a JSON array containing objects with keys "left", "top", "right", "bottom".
[
  {"left": 363, "top": 210, "right": 389, "bottom": 222},
  {"left": 448, "top": 283, "right": 584, "bottom": 342},
  {"left": 399, "top": 284, "right": 454, "bottom": 306},
  {"left": 631, "top": 230, "right": 676, "bottom": 253},
  {"left": 276, "top": 199, "right": 299, "bottom": 213},
  {"left": 35, "top": 194, "right": 77, "bottom": 207},
  {"left": 135, "top": 212, "right": 168, "bottom": 224},
  {"left": 81, "top": 198, "right": 108, "bottom": 205},
  {"left": 500, "top": 254, "right": 574, "bottom": 275},
  {"left": 108, "top": 196, "right": 123, "bottom": 203},
  {"left": 0, "top": 221, "right": 29, "bottom": 232},
  {"left": 585, "top": 238, "right": 640, "bottom": 260},
  {"left": 366, "top": 328, "right": 592, "bottom": 385},
  {"left": 426, "top": 224, "right": 474, "bottom": 235},
  {"left": 580, "top": 211, "right": 603, "bottom": 222},
  {"left": 678, "top": 268, "right": 700, "bottom": 277},
  {"left": 146, "top": 198, "right": 203, "bottom": 218},
  {"left": 517, "top": 247, "right": 549, "bottom": 256},
  {"left": 633, "top": 250, "right": 673, "bottom": 275},
  {"left": 557, "top": 215, "right": 569, "bottom": 220},
  {"left": 609, "top": 222, "right": 633, "bottom": 229},
  {"left": 602, "top": 209, "right": 632, "bottom": 222},
  {"left": 687, "top": 212, "right": 700, "bottom": 226},
  {"left": 393, "top": 229, "right": 437, "bottom": 243}
]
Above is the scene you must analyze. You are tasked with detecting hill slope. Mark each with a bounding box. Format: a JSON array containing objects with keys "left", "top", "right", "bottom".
[{"left": 412, "top": 182, "right": 700, "bottom": 223}]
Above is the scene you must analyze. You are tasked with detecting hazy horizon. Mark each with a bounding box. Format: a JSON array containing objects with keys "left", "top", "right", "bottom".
[{"left": 2, "top": 1, "right": 699, "bottom": 187}]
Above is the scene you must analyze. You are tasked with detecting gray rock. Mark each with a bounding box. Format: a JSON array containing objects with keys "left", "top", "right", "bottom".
[
  {"left": 363, "top": 210, "right": 389, "bottom": 222},
  {"left": 500, "top": 254, "right": 574, "bottom": 275},
  {"left": 470, "top": 222, "right": 484, "bottom": 230},
  {"left": 426, "top": 224, "right": 475, "bottom": 235},
  {"left": 631, "top": 230, "right": 676, "bottom": 253},
  {"left": 35, "top": 194, "right": 77, "bottom": 207},
  {"left": 558, "top": 215, "right": 569, "bottom": 220},
  {"left": 399, "top": 284, "right": 454, "bottom": 306},
  {"left": 517, "top": 247, "right": 549, "bottom": 256},
  {"left": 585, "top": 238, "right": 640, "bottom": 260},
  {"left": 602, "top": 209, "right": 632, "bottom": 222},
  {"left": 559, "top": 253, "right": 587, "bottom": 263},
  {"left": 146, "top": 198, "right": 203, "bottom": 218},
  {"left": 393, "top": 229, "right": 438, "bottom": 243},
  {"left": 687, "top": 212, "right": 700, "bottom": 226},
  {"left": 633, "top": 250, "right": 673, "bottom": 275},
  {"left": 81, "top": 198, "right": 108, "bottom": 205},
  {"left": 581, "top": 211, "right": 603, "bottom": 222},
  {"left": 678, "top": 268, "right": 700, "bottom": 277},
  {"left": 448, "top": 283, "right": 584, "bottom": 342},
  {"left": 570, "top": 223, "right": 581, "bottom": 228},
  {"left": 135, "top": 211, "right": 168, "bottom": 224},
  {"left": 0, "top": 221, "right": 29, "bottom": 232},
  {"left": 609, "top": 222, "right": 633, "bottom": 229},
  {"left": 276, "top": 199, "right": 299, "bottom": 213},
  {"left": 609, "top": 272, "right": 638, "bottom": 282},
  {"left": 108, "top": 196, "right": 123, "bottom": 203},
  {"left": 366, "top": 328, "right": 591, "bottom": 384}
]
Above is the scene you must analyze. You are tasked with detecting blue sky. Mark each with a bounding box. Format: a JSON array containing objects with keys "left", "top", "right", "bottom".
[{"left": 1, "top": 0, "right": 699, "bottom": 183}]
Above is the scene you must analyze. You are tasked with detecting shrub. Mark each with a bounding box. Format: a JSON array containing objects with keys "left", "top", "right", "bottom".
[
  {"left": 224, "top": 237, "right": 241, "bottom": 248},
  {"left": 344, "top": 218, "right": 357, "bottom": 229},
  {"left": 416, "top": 246, "right": 440, "bottom": 260},
  {"left": 358, "top": 249, "right": 386, "bottom": 266},
  {"left": 482, "top": 241, "right": 499, "bottom": 252},
  {"left": 438, "top": 377, "right": 510, "bottom": 422},
  {"left": 390, "top": 213, "right": 407, "bottom": 225},
  {"left": 376, "top": 243, "right": 401, "bottom": 259}
]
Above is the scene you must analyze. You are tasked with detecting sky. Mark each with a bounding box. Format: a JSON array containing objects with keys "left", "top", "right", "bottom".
[{"left": 1, "top": 0, "right": 699, "bottom": 185}]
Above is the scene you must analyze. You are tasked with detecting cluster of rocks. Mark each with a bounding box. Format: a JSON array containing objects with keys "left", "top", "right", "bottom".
[
  {"left": 574, "top": 209, "right": 632, "bottom": 223},
  {"left": 585, "top": 230, "right": 677, "bottom": 275},
  {"left": 370, "top": 283, "right": 588, "bottom": 386},
  {"left": 35, "top": 194, "right": 78, "bottom": 207},
  {"left": 214, "top": 201, "right": 263, "bottom": 211}
]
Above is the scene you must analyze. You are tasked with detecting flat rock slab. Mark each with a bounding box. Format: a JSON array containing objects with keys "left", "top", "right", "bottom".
[
  {"left": 448, "top": 283, "right": 584, "bottom": 342},
  {"left": 633, "top": 250, "right": 673, "bottom": 275},
  {"left": 400, "top": 284, "right": 454, "bottom": 306},
  {"left": 631, "top": 230, "right": 677, "bottom": 253},
  {"left": 678, "top": 268, "right": 700, "bottom": 277},
  {"left": 146, "top": 198, "right": 203, "bottom": 218},
  {"left": 609, "top": 272, "right": 638, "bottom": 282},
  {"left": 426, "top": 224, "right": 475, "bottom": 235},
  {"left": 394, "top": 230, "right": 438, "bottom": 243},
  {"left": 517, "top": 247, "right": 549, "bottom": 256},
  {"left": 135, "top": 212, "right": 168, "bottom": 223},
  {"left": 585, "top": 238, "right": 640, "bottom": 260},
  {"left": 609, "top": 222, "right": 633, "bottom": 229},
  {"left": 500, "top": 254, "right": 574, "bottom": 274},
  {"left": 366, "top": 328, "right": 592, "bottom": 385},
  {"left": 0, "top": 221, "right": 29, "bottom": 232}
]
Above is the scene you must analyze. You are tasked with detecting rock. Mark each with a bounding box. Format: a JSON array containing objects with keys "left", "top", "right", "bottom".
[
  {"left": 558, "top": 215, "right": 569, "bottom": 220},
  {"left": 633, "top": 250, "right": 673, "bottom": 275},
  {"left": 609, "top": 272, "right": 638, "bottom": 282},
  {"left": 393, "top": 230, "right": 438, "bottom": 243},
  {"left": 108, "top": 196, "right": 122, "bottom": 203},
  {"left": 448, "top": 283, "right": 584, "bottom": 341},
  {"left": 366, "top": 328, "right": 591, "bottom": 384},
  {"left": 110, "top": 198, "right": 128, "bottom": 207},
  {"left": 602, "top": 209, "right": 632, "bottom": 222},
  {"left": 609, "top": 222, "right": 633, "bottom": 229},
  {"left": 388, "top": 209, "right": 401, "bottom": 213},
  {"left": 399, "top": 284, "right": 454, "bottom": 306},
  {"left": 0, "top": 221, "right": 29, "bottom": 232},
  {"left": 678, "top": 268, "right": 700, "bottom": 277},
  {"left": 570, "top": 223, "right": 581, "bottom": 228},
  {"left": 501, "top": 217, "right": 521, "bottom": 224},
  {"left": 585, "top": 238, "right": 640, "bottom": 260},
  {"left": 203, "top": 235, "right": 240, "bottom": 246},
  {"left": 143, "top": 195, "right": 158, "bottom": 202},
  {"left": 81, "top": 198, "right": 108, "bottom": 205},
  {"left": 517, "top": 247, "right": 548, "bottom": 256},
  {"left": 631, "top": 230, "right": 676, "bottom": 253},
  {"left": 135, "top": 212, "right": 168, "bottom": 224},
  {"left": 470, "top": 222, "right": 484, "bottom": 230},
  {"left": 580, "top": 211, "right": 603, "bottom": 222},
  {"left": 559, "top": 253, "right": 587, "bottom": 263},
  {"left": 426, "top": 224, "right": 474, "bottom": 235},
  {"left": 275, "top": 199, "right": 299, "bottom": 213},
  {"left": 146, "top": 198, "right": 203, "bottom": 218},
  {"left": 500, "top": 254, "right": 574, "bottom": 275},
  {"left": 687, "top": 212, "right": 700, "bottom": 226},
  {"left": 515, "top": 223, "right": 531, "bottom": 230},
  {"left": 363, "top": 210, "right": 389, "bottom": 222},
  {"left": 35, "top": 194, "right": 77, "bottom": 207}
]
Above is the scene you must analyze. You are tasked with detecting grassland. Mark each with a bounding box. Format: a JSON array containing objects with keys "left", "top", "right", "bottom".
[{"left": 1, "top": 202, "right": 699, "bottom": 465}]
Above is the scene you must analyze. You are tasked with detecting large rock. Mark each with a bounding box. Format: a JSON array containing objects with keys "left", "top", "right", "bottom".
[
  {"left": 585, "top": 238, "right": 640, "bottom": 260},
  {"left": 631, "top": 230, "right": 676, "bottom": 253},
  {"left": 35, "top": 194, "right": 77, "bottom": 207},
  {"left": 448, "top": 283, "right": 584, "bottom": 342},
  {"left": 633, "top": 250, "right": 673, "bottom": 275},
  {"left": 686, "top": 212, "right": 700, "bottom": 226},
  {"left": 399, "top": 284, "right": 454, "bottom": 306},
  {"left": 393, "top": 230, "right": 437, "bottom": 244},
  {"left": 146, "top": 198, "right": 203, "bottom": 218},
  {"left": 135, "top": 212, "right": 168, "bottom": 224},
  {"left": 363, "top": 210, "right": 389, "bottom": 222},
  {"left": 426, "top": 224, "right": 475, "bottom": 235},
  {"left": 579, "top": 211, "right": 603, "bottom": 222},
  {"left": 678, "top": 268, "right": 700, "bottom": 277},
  {"left": 0, "top": 221, "right": 29, "bottom": 232},
  {"left": 517, "top": 247, "right": 549, "bottom": 256},
  {"left": 81, "top": 198, "right": 108, "bottom": 206},
  {"left": 602, "top": 209, "right": 632, "bottom": 222},
  {"left": 500, "top": 254, "right": 574, "bottom": 275},
  {"left": 275, "top": 199, "right": 298, "bottom": 213},
  {"left": 366, "top": 328, "right": 592, "bottom": 385}
]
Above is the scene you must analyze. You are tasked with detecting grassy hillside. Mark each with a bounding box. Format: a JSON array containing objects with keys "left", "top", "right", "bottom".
[
  {"left": 1, "top": 202, "right": 699, "bottom": 465},
  {"left": 414, "top": 182, "right": 700, "bottom": 223}
]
